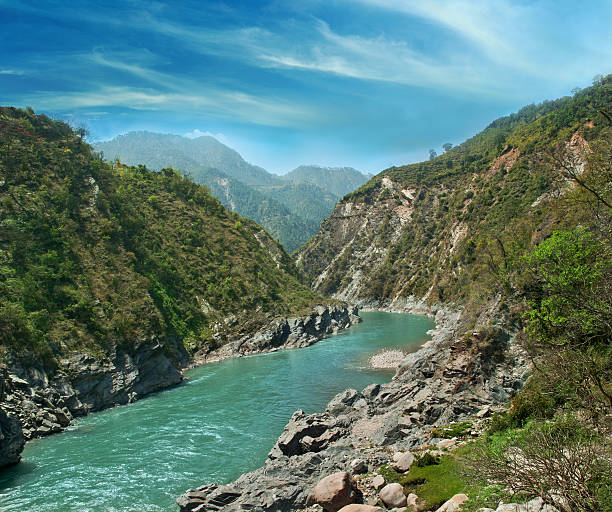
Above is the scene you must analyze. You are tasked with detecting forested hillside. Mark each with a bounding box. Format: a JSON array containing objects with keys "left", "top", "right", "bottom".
[
  {"left": 283, "top": 165, "right": 370, "bottom": 198},
  {"left": 0, "top": 107, "right": 321, "bottom": 371},
  {"left": 298, "top": 76, "right": 612, "bottom": 310}
]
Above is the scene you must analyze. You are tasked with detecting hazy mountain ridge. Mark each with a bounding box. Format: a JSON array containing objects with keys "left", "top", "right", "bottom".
[{"left": 95, "top": 133, "right": 367, "bottom": 252}]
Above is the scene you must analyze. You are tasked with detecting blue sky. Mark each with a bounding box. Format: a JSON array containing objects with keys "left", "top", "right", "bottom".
[{"left": 1, "top": 1, "right": 611, "bottom": 174}]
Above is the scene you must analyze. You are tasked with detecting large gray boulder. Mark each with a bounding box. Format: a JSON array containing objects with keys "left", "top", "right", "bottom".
[
  {"left": 379, "top": 483, "right": 407, "bottom": 508},
  {"left": 309, "top": 471, "right": 362, "bottom": 512}
]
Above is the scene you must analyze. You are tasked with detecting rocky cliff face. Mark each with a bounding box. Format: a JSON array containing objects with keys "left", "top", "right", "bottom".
[
  {"left": 178, "top": 304, "right": 530, "bottom": 511},
  {"left": 195, "top": 304, "right": 360, "bottom": 364}
]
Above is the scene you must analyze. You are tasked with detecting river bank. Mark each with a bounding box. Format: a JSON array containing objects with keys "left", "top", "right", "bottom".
[
  {"left": 0, "top": 303, "right": 359, "bottom": 468},
  {"left": 177, "top": 297, "right": 530, "bottom": 511}
]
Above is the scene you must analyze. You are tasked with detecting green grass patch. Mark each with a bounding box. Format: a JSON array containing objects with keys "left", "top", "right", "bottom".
[{"left": 431, "top": 421, "right": 472, "bottom": 439}]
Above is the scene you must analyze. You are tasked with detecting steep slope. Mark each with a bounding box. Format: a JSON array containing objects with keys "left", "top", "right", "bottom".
[
  {"left": 284, "top": 165, "right": 371, "bottom": 198},
  {"left": 297, "top": 78, "right": 612, "bottom": 311},
  {"left": 0, "top": 108, "right": 358, "bottom": 464},
  {"left": 177, "top": 76, "right": 612, "bottom": 512}
]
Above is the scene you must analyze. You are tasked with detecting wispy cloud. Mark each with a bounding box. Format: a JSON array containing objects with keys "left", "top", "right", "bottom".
[{"left": 0, "top": 69, "right": 25, "bottom": 75}]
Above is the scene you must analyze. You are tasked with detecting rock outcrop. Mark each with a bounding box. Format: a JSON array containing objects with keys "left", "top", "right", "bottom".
[
  {"left": 195, "top": 304, "right": 360, "bottom": 364},
  {"left": 0, "top": 337, "right": 188, "bottom": 449},
  {"left": 177, "top": 305, "right": 530, "bottom": 511}
]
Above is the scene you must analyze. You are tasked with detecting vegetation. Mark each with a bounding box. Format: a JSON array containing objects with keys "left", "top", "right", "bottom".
[
  {"left": 283, "top": 165, "right": 370, "bottom": 198},
  {"left": 0, "top": 107, "right": 324, "bottom": 370},
  {"left": 300, "top": 75, "right": 612, "bottom": 313}
]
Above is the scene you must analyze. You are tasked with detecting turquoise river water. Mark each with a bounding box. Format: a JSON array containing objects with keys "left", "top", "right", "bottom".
[{"left": 0, "top": 311, "right": 434, "bottom": 512}]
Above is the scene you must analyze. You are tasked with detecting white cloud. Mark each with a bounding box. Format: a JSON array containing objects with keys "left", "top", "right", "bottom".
[
  {"left": 23, "top": 83, "right": 320, "bottom": 128},
  {"left": 0, "top": 69, "right": 25, "bottom": 75}
]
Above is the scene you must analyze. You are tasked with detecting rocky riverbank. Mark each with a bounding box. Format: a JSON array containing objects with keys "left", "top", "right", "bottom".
[
  {"left": 0, "top": 304, "right": 359, "bottom": 468},
  {"left": 193, "top": 304, "right": 361, "bottom": 365},
  {"left": 177, "top": 299, "right": 530, "bottom": 511}
]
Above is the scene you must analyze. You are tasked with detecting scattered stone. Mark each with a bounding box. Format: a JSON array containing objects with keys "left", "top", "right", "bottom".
[
  {"left": 437, "top": 438, "right": 456, "bottom": 449},
  {"left": 9, "top": 375, "right": 29, "bottom": 387},
  {"left": 394, "top": 452, "right": 415, "bottom": 472},
  {"left": 392, "top": 452, "right": 403, "bottom": 462},
  {"left": 371, "top": 474, "right": 385, "bottom": 490},
  {"left": 311, "top": 471, "right": 362, "bottom": 512},
  {"left": 349, "top": 458, "right": 368, "bottom": 474},
  {"left": 406, "top": 493, "right": 418, "bottom": 508},
  {"left": 379, "top": 483, "right": 407, "bottom": 508},
  {"left": 435, "top": 493, "right": 468, "bottom": 512}
]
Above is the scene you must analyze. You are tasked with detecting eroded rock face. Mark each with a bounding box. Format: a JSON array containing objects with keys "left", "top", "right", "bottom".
[
  {"left": 0, "top": 407, "right": 24, "bottom": 468},
  {"left": 197, "top": 304, "right": 361, "bottom": 364},
  {"left": 0, "top": 338, "right": 188, "bottom": 445}
]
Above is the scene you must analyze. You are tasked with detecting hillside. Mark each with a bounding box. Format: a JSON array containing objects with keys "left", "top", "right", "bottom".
[
  {"left": 0, "top": 107, "right": 338, "bottom": 373},
  {"left": 96, "top": 131, "right": 278, "bottom": 188},
  {"left": 297, "top": 77, "right": 612, "bottom": 311},
  {"left": 95, "top": 133, "right": 366, "bottom": 252},
  {"left": 183, "top": 167, "right": 313, "bottom": 252},
  {"left": 284, "top": 165, "right": 371, "bottom": 198}
]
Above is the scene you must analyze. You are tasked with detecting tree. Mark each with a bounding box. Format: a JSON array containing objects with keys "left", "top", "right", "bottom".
[
  {"left": 428, "top": 149, "right": 437, "bottom": 160},
  {"left": 442, "top": 143, "right": 453, "bottom": 152}
]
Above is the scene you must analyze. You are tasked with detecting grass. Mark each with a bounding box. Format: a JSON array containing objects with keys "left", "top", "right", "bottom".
[
  {"left": 430, "top": 421, "right": 473, "bottom": 439},
  {"left": 377, "top": 444, "right": 505, "bottom": 511}
]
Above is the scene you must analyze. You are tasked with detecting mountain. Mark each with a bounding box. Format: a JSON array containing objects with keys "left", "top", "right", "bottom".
[
  {"left": 283, "top": 165, "right": 371, "bottom": 198},
  {"left": 194, "top": 167, "right": 314, "bottom": 252},
  {"left": 95, "top": 133, "right": 367, "bottom": 252},
  {"left": 95, "top": 131, "right": 279, "bottom": 188},
  {"left": 177, "top": 77, "right": 612, "bottom": 512},
  {"left": 297, "top": 78, "right": 612, "bottom": 308}
]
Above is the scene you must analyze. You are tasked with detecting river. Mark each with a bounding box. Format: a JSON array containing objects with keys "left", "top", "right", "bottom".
[{"left": 0, "top": 311, "right": 434, "bottom": 511}]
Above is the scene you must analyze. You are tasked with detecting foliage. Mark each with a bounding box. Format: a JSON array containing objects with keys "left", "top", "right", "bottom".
[
  {"left": 0, "top": 107, "right": 323, "bottom": 369},
  {"left": 301, "top": 75, "right": 612, "bottom": 310},
  {"left": 465, "top": 415, "right": 612, "bottom": 512}
]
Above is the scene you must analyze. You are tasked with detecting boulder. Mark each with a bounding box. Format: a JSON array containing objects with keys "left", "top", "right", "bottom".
[
  {"left": 406, "top": 493, "right": 418, "bottom": 509},
  {"left": 394, "top": 452, "right": 415, "bottom": 473},
  {"left": 435, "top": 493, "right": 468, "bottom": 512},
  {"left": 379, "top": 483, "right": 407, "bottom": 508},
  {"left": 437, "top": 438, "right": 456, "bottom": 449},
  {"left": 337, "top": 505, "right": 383, "bottom": 512},
  {"left": 269, "top": 410, "right": 331, "bottom": 458},
  {"left": 371, "top": 474, "right": 385, "bottom": 490},
  {"left": 311, "top": 471, "right": 362, "bottom": 512}
]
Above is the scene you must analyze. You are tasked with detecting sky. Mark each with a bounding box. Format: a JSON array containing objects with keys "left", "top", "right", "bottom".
[{"left": 1, "top": 1, "right": 611, "bottom": 174}]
